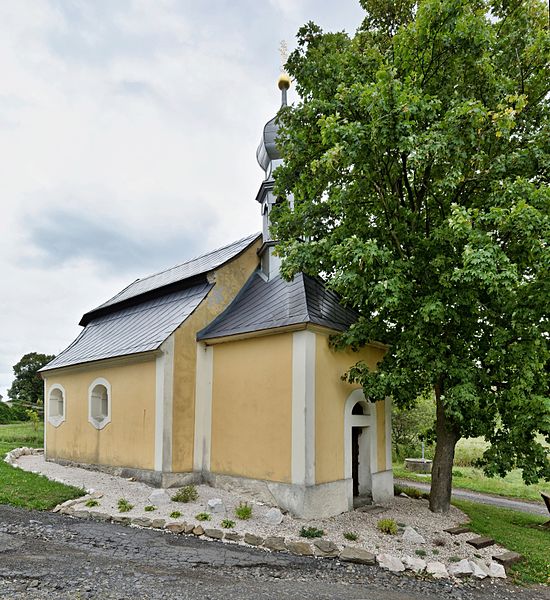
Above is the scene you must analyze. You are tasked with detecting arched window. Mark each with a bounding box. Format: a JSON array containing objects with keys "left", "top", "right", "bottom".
[
  {"left": 88, "top": 378, "right": 111, "bottom": 430},
  {"left": 48, "top": 384, "right": 66, "bottom": 427},
  {"left": 352, "top": 402, "right": 365, "bottom": 415}
]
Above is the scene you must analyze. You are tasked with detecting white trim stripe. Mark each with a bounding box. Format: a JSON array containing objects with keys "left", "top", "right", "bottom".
[
  {"left": 291, "top": 330, "right": 316, "bottom": 486},
  {"left": 193, "top": 342, "right": 213, "bottom": 472},
  {"left": 155, "top": 335, "right": 175, "bottom": 472}
]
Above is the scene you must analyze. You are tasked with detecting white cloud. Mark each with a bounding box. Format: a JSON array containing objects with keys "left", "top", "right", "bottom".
[{"left": 0, "top": 0, "right": 365, "bottom": 396}]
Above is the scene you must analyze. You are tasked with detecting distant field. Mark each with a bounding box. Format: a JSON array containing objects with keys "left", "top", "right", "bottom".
[
  {"left": 0, "top": 422, "right": 84, "bottom": 510},
  {"left": 397, "top": 435, "right": 549, "bottom": 502},
  {"left": 394, "top": 463, "right": 550, "bottom": 503}
]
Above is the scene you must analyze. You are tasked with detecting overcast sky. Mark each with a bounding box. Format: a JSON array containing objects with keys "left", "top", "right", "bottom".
[{"left": 0, "top": 0, "right": 365, "bottom": 398}]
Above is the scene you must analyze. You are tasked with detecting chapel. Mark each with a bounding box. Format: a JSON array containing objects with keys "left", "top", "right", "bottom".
[{"left": 41, "top": 75, "right": 393, "bottom": 518}]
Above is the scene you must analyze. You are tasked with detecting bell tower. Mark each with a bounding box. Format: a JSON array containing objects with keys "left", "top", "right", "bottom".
[{"left": 255, "top": 72, "right": 291, "bottom": 280}]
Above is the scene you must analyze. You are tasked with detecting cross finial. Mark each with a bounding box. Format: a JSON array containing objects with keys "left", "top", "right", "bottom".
[
  {"left": 277, "top": 40, "right": 291, "bottom": 104},
  {"left": 279, "top": 40, "right": 289, "bottom": 73}
]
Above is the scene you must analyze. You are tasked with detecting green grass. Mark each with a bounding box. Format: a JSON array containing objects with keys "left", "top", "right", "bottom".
[
  {"left": 0, "top": 422, "right": 85, "bottom": 510},
  {"left": 394, "top": 464, "right": 550, "bottom": 503},
  {"left": 453, "top": 499, "right": 550, "bottom": 585}
]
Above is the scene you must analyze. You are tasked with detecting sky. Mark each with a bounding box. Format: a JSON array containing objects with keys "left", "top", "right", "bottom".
[{"left": 0, "top": 0, "right": 366, "bottom": 398}]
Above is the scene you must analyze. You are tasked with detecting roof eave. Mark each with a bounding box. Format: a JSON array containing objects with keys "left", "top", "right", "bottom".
[{"left": 79, "top": 273, "right": 209, "bottom": 326}]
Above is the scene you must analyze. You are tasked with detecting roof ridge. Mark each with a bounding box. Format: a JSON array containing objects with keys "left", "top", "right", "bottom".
[{"left": 134, "top": 232, "right": 260, "bottom": 285}]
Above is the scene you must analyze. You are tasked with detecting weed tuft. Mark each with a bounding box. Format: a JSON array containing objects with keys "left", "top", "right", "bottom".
[
  {"left": 117, "top": 498, "right": 133, "bottom": 513},
  {"left": 300, "top": 526, "right": 324, "bottom": 539},
  {"left": 172, "top": 485, "right": 198, "bottom": 503},
  {"left": 234, "top": 502, "right": 252, "bottom": 520},
  {"left": 221, "top": 519, "right": 235, "bottom": 529},
  {"left": 377, "top": 518, "right": 398, "bottom": 535}
]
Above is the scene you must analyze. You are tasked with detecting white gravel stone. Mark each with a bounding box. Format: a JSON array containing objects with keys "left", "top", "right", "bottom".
[
  {"left": 402, "top": 555, "right": 426, "bottom": 573},
  {"left": 469, "top": 560, "right": 488, "bottom": 579},
  {"left": 402, "top": 526, "right": 425, "bottom": 544},
  {"left": 426, "top": 561, "right": 448, "bottom": 579},
  {"left": 148, "top": 490, "right": 171, "bottom": 505},
  {"left": 263, "top": 507, "right": 283, "bottom": 525},
  {"left": 486, "top": 561, "right": 506, "bottom": 579},
  {"left": 377, "top": 554, "right": 405, "bottom": 572},
  {"left": 448, "top": 559, "right": 473, "bottom": 577},
  {"left": 207, "top": 498, "right": 225, "bottom": 514}
]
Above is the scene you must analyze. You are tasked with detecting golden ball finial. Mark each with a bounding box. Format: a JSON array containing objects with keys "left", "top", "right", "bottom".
[{"left": 278, "top": 73, "right": 291, "bottom": 91}]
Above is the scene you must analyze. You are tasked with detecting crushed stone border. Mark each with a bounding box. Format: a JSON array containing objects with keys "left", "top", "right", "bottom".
[{"left": 6, "top": 448, "right": 511, "bottom": 582}]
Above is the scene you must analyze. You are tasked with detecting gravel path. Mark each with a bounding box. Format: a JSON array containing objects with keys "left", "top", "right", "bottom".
[
  {"left": 15, "top": 454, "right": 507, "bottom": 568},
  {"left": 395, "top": 479, "right": 548, "bottom": 517}
]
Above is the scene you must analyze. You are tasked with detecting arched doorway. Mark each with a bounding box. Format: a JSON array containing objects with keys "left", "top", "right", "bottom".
[
  {"left": 351, "top": 402, "right": 365, "bottom": 497},
  {"left": 344, "top": 390, "right": 373, "bottom": 506}
]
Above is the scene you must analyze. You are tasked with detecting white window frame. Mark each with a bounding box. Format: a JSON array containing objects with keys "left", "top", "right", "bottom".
[
  {"left": 48, "top": 384, "right": 66, "bottom": 427},
  {"left": 88, "top": 378, "right": 112, "bottom": 430}
]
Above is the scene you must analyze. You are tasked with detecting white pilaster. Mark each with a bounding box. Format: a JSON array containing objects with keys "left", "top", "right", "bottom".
[
  {"left": 291, "top": 330, "right": 316, "bottom": 485},
  {"left": 193, "top": 342, "right": 213, "bottom": 472},
  {"left": 155, "top": 335, "right": 174, "bottom": 472},
  {"left": 43, "top": 378, "right": 47, "bottom": 454},
  {"left": 385, "top": 395, "right": 392, "bottom": 470}
]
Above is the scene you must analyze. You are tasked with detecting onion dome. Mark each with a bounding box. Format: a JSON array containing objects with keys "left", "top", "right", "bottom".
[{"left": 256, "top": 74, "right": 291, "bottom": 178}]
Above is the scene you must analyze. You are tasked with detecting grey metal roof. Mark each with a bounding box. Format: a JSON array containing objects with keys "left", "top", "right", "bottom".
[
  {"left": 42, "top": 283, "right": 212, "bottom": 371},
  {"left": 83, "top": 233, "right": 260, "bottom": 322},
  {"left": 256, "top": 115, "right": 281, "bottom": 173},
  {"left": 197, "top": 272, "right": 358, "bottom": 341}
]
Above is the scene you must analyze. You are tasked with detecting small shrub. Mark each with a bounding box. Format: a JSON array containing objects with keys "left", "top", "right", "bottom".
[
  {"left": 234, "top": 502, "right": 252, "bottom": 520},
  {"left": 343, "top": 531, "right": 358, "bottom": 541},
  {"left": 432, "top": 549, "right": 440, "bottom": 555},
  {"left": 25, "top": 409, "right": 40, "bottom": 431},
  {"left": 85, "top": 499, "right": 99, "bottom": 508},
  {"left": 144, "top": 505, "right": 157, "bottom": 512},
  {"left": 170, "top": 511, "right": 182, "bottom": 519},
  {"left": 172, "top": 485, "right": 199, "bottom": 503},
  {"left": 452, "top": 469, "right": 464, "bottom": 478},
  {"left": 394, "top": 484, "right": 404, "bottom": 496},
  {"left": 377, "top": 518, "right": 398, "bottom": 535},
  {"left": 117, "top": 498, "right": 134, "bottom": 513},
  {"left": 195, "top": 512, "right": 211, "bottom": 521},
  {"left": 300, "top": 526, "right": 324, "bottom": 539},
  {"left": 415, "top": 549, "right": 427, "bottom": 557},
  {"left": 221, "top": 519, "right": 235, "bottom": 529}
]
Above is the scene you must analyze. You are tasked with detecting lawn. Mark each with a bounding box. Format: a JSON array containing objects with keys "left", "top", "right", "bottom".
[
  {"left": 453, "top": 499, "right": 550, "bottom": 585},
  {"left": 394, "top": 464, "right": 550, "bottom": 503},
  {"left": 0, "top": 422, "right": 84, "bottom": 510}
]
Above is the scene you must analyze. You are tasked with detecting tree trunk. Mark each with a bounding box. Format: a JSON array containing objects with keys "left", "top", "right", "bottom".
[{"left": 429, "top": 384, "right": 460, "bottom": 513}]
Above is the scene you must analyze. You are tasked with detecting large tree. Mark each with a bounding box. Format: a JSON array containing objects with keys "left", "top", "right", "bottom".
[
  {"left": 7, "top": 352, "right": 55, "bottom": 406},
  {"left": 272, "top": 0, "right": 549, "bottom": 512}
]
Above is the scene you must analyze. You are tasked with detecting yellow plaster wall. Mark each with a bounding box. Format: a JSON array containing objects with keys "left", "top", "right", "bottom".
[
  {"left": 171, "top": 239, "right": 261, "bottom": 472},
  {"left": 314, "top": 333, "right": 386, "bottom": 484},
  {"left": 44, "top": 358, "right": 156, "bottom": 470},
  {"left": 210, "top": 334, "right": 293, "bottom": 482}
]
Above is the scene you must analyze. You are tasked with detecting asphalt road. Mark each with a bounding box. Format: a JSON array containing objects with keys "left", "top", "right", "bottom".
[
  {"left": 0, "top": 505, "right": 547, "bottom": 600},
  {"left": 394, "top": 479, "right": 548, "bottom": 516}
]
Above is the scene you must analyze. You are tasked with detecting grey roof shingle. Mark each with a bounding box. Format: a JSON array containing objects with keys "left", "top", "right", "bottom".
[
  {"left": 42, "top": 284, "right": 212, "bottom": 371},
  {"left": 197, "top": 272, "right": 358, "bottom": 341},
  {"left": 81, "top": 233, "right": 260, "bottom": 324},
  {"left": 42, "top": 233, "right": 261, "bottom": 372}
]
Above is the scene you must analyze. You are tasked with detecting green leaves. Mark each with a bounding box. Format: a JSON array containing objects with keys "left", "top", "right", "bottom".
[{"left": 273, "top": 0, "right": 549, "bottom": 488}]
